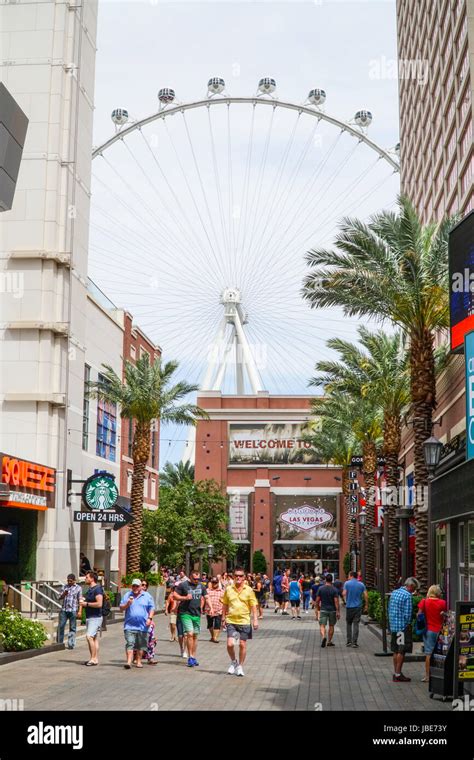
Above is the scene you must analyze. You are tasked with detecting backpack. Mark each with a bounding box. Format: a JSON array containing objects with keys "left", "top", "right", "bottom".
[
  {"left": 102, "top": 593, "right": 112, "bottom": 618},
  {"left": 415, "top": 599, "right": 426, "bottom": 636}
]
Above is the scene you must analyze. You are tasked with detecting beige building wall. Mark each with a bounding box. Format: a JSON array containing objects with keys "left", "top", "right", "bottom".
[{"left": 397, "top": 0, "right": 473, "bottom": 223}]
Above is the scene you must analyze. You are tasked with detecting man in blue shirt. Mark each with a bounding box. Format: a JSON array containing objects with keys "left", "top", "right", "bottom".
[
  {"left": 273, "top": 569, "right": 283, "bottom": 614},
  {"left": 388, "top": 577, "right": 419, "bottom": 682},
  {"left": 343, "top": 571, "right": 368, "bottom": 648},
  {"left": 120, "top": 579, "right": 155, "bottom": 669}
]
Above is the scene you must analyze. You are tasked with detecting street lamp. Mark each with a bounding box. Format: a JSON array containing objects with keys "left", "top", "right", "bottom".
[
  {"left": 184, "top": 541, "right": 193, "bottom": 576},
  {"left": 423, "top": 436, "right": 443, "bottom": 475},
  {"left": 207, "top": 543, "right": 214, "bottom": 575},
  {"left": 423, "top": 434, "right": 443, "bottom": 587}
]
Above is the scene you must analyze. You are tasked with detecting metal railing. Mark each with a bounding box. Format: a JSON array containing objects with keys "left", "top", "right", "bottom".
[{"left": 6, "top": 585, "right": 47, "bottom": 619}]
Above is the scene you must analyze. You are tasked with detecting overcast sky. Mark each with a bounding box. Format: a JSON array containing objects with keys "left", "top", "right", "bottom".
[{"left": 90, "top": 0, "right": 400, "bottom": 465}]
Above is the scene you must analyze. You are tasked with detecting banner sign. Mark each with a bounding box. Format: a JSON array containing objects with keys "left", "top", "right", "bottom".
[
  {"left": 1, "top": 452, "right": 56, "bottom": 510},
  {"left": 228, "top": 422, "right": 318, "bottom": 465},
  {"left": 280, "top": 505, "right": 332, "bottom": 532},
  {"left": 449, "top": 211, "right": 474, "bottom": 352},
  {"left": 465, "top": 330, "right": 474, "bottom": 460},
  {"left": 229, "top": 492, "right": 249, "bottom": 541}
]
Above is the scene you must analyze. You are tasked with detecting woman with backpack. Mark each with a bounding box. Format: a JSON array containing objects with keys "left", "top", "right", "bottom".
[{"left": 417, "top": 585, "right": 447, "bottom": 682}]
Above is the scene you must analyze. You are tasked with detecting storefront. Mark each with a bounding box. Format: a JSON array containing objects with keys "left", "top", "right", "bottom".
[
  {"left": 0, "top": 452, "right": 56, "bottom": 584},
  {"left": 431, "top": 451, "right": 474, "bottom": 607}
]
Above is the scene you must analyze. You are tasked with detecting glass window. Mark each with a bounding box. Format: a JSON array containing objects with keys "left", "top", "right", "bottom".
[
  {"left": 96, "top": 374, "right": 117, "bottom": 461},
  {"left": 82, "top": 365, "right": 90, "bottom": 451},
  {"left": 469, "top": 522, "right": 474, "bottom": 564}
]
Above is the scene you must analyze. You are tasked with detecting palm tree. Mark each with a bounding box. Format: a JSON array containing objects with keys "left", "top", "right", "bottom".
[
  {"left": 310, "top": 328, "right": 411, "bottom": 590},
  {"left": 160, "top": 460, "right": 195, "bottom": 488},
  {"left": 88, "top": 355, "right": 208, "bottom": 573},
  {"left": 311, "top": 392, "right": 383, "bottom": 588},
  {"left": 307, "top": 421, "right": 358, "bottom": 560},
  {"left": 303, "top": 196, "right": 452, "bottom": 591}
]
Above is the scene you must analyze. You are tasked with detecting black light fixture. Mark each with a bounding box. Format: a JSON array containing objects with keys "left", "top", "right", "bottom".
[{"left": 423, "top": 435, "right": 443, "bottom": 475}]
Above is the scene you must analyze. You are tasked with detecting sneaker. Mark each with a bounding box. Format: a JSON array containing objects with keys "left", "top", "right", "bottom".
[
  {"left": 327, "top": 641, "right": 335, "bottom": 647},
  {"left": 291, "top": 616, "right": 296, "bottom": 620},
  {"left": 193, "top": 659, "right": 199, "bottom": 666},
  {"left": 181, "top": 651, "right": 188, "bottom": 659},
  {"left": 187, "top": 657, "right": 195, "bottom": 667},
  {"left": 297, "top": 615, "right": 302, "bottom": 619},
  {"left": 227, "top": 660, "right": 238, "bottom": 675},
  {"left": 274, "top": 608, "right": 279, "bottom": 614},
  {"left": 346, "top": 642, "right": 353, "bottom": 647},
  {"left": 352, "top": 643, "right": 359, "bottom": 648},
  {"left": 321, "top": 637, "right": 327, "bottom": 648},
  {"left": 235, "top": 664, "right": 245, "bottom": 677},
  {"left": 282, "top": 611, "right": 289, "bottom": 616},
  {"left": 393, "top": 673, "right": 411, "bottom": 682},
  {"left": 305, "top": 610, "right": 309, "bottom": 614}
]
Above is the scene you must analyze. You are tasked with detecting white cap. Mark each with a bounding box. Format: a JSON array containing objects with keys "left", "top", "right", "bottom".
[{"left": 131, "top": 579, "right": 142, "bottom": 587}]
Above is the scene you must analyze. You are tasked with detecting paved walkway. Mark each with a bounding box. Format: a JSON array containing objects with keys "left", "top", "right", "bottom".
[{"left": 0, "top": 608, "right": 451, "bottom": 711}]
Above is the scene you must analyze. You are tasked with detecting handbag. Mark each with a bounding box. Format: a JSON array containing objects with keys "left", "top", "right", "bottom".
[{"left": 415, "top": 599, "right": 427, "bottom": 636}]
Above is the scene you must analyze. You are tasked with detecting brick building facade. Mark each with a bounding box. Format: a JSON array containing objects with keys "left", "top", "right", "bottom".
[{"left": 194, "top": 392, "right": 347, "bottom": 579}]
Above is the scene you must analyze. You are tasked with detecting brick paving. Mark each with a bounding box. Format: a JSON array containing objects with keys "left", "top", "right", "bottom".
[{"left": 0, "top": 608, "right": 452, "bottom": 711}]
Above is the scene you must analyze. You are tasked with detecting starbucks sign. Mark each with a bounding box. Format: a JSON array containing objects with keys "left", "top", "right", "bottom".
[{"left": 82, "top": 473, "right": 118, "bottom": 511}]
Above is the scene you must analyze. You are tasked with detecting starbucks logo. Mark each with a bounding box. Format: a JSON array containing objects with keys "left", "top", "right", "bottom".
[{"left": 83, "top": 475, "right": 118, "bottom": 511}]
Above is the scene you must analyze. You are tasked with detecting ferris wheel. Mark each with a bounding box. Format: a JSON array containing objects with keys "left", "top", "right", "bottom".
[{"left": 89, "top": 77, "right": 400, "bottom": 460}]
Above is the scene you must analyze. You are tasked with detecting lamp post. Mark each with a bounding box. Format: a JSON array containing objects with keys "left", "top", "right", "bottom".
[
  {"left": 184, "top": 541, "right": 193, "bottom": 577},
  {"left": 207, "top": 543, "right": 214, "bottom": 576},
  {"left": 359, "top": 508, "right": 366, "bottom": 582},
  {"left": 423, "top": 435, "right": 443, "bottom": 588},
  {"left": 196, "top": 543, "right": 207, "bottom": 577}
]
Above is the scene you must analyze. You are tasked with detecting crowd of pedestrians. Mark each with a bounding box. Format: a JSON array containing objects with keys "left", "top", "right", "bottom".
[{"left": 55, "top": 561, "right": 449, "bottom": 686}]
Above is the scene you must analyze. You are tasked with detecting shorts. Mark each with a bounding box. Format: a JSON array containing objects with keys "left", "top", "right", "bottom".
[
  {"left": 226, "top": 623, "right": 252, "bottom": 641},
  {"left": 176, "top": 616, "right": 184, "bottom": 637},
  {"left": 390, "top": 626, "right": 413, "bottom": 654},
  {"left": 319, "top": 610, "right": 337, "bottom": 626},
  {"left": 290, "top": 598, "right": 300, "bottom": 608},
  {"left": 274, "top": 593, "right": 283, "bottom": 604},
  {"left": 169, "top": 613, "right": 177, "bottom": 625},
  {"left": 181, "top": 614, "right": 201, "bottom": 635},
  {"left": 207, "top": 614, "right": 222, "bottom": 630},
  {"left": 282, "top": 592, "right": 289, "bottom": 602},
  {"left": 86, "top": 617, "right": 102, "bottom": 638},
  {"left": 423, "top": 629, "right": 438, "bottom": 655},
  {"left": 124, "top": 629, "right": 148, "bottom": 651}
]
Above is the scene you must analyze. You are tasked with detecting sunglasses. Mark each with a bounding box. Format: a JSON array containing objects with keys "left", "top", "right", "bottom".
[{"left": 234, "top": 574, "right": 245, "bottom": 578}]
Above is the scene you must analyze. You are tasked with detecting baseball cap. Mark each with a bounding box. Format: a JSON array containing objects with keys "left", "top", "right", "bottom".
[{"left": 131, "top": 579, "right": 142, "bottom": 586}]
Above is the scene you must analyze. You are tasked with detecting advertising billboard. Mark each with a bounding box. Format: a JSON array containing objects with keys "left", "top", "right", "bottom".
[
  {"left": 1, "top": 453, "right": 56, "bottom": 510},
  {"left": 228, "top": 422, "right": 318, "bottom": 465},
  {"left": 274, "top": 495, "right": 337, "bottom": 541},
  {"left": 449, "top": 211, "right": 474, "bottom": 352}
]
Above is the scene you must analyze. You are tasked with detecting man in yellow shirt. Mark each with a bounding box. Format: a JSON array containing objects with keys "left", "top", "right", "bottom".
[{"left": 222, "top": 566, "right": 259, "bottom": 677}]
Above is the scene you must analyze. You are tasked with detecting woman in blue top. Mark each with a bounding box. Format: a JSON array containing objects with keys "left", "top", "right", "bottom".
[{"left": 289, "top": 575, "right": 302, "bottom": 620}]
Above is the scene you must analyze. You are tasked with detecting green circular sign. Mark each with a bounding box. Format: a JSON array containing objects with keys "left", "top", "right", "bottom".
[{"left": 82, "top": 474, "right": 118, "bottom": 511}]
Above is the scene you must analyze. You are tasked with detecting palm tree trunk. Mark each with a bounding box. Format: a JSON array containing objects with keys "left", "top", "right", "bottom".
[
  {"left": 362, "top": 441, "right": 377, "bottom": 589},
  {"left": 410, "top": 329, "right": 436, "bottom": 594},
  {"left": 384, "top": 413, "right": 401, "bottom": 591},
  {"left": 342, "top": 467, "right": 356, "bottom": 561},
  {"left": 127, "top": 421, "right": 151, "bottom": 575}
]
